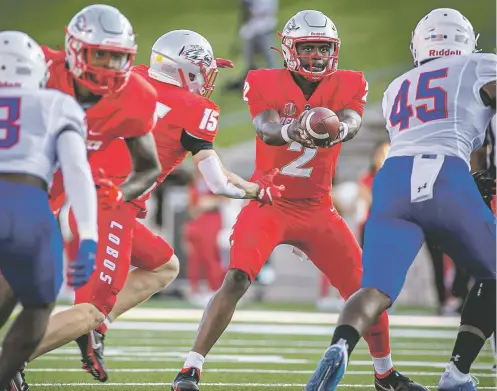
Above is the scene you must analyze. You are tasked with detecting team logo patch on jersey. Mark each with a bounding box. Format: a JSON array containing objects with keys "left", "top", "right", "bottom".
[
  {"left": 284, "top": 101, "right": 297, "bottom": 116},
  {"left": 182, "top": 45, "right": 213, "bottom": 68}
]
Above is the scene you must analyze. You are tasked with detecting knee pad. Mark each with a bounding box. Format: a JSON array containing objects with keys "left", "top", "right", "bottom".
[{"left": 461, "top": 279, "right": 496, "bottom": 339}]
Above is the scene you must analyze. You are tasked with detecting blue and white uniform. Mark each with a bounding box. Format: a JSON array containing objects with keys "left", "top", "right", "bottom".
[{"left": 362, "top": 53, "right": 496, "bottom": 301}]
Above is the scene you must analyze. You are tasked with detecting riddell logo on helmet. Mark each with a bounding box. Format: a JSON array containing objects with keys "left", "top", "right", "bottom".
[
  {"left": 310, "top": 32, "right": 326, "bottom": 36},
  {"left": 429, "top": 49, "right": 462, "bottom": 56},
  {"left": 0, "top": 81, "right": 21, "bottom": 87}
]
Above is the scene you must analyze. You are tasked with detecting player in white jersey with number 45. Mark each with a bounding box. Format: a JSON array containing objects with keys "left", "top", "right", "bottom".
[
  {"left": 0, "top": 31, "right": 98, "bottom": 389},
  {"left": 305, "top": 9, "right": 496, "bottom": 391}
]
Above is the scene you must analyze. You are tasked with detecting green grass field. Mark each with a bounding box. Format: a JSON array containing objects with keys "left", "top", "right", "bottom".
[
  {"left": 18, "top": 306, "right": 497, "bottom": 391},
  {"left": 1, "top": 0, "right": 495, "bottom": 146}
]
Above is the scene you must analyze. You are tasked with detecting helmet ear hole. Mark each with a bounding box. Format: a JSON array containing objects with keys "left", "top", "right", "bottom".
[{"left": 188, "top": 72, "right": 196, "bottom": 82}]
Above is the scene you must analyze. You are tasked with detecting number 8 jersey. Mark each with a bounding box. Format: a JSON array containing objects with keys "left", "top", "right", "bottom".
[
  {"left": 383, "top": 53, "right": 496, "bottom": 165},
  {"left": 244, "top": 68, "right": 367, "bottom": 203},
  {"left": 0, "top": 88, "right": 86, "bottom": 183}
]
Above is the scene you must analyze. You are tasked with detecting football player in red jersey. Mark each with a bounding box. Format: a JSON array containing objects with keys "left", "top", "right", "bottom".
[
  {"left": 8, "top": 4, "right": 162, "bottom": 388},
  {"left": 172, "top": 10, "right": 426, "bottom": 391},
  {"left": 61, "top": 29, "right": 283, "bottom": 383}
]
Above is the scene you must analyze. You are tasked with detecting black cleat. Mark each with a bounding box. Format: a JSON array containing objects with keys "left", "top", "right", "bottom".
[
  {"left": 76, "top": 330, "right": 108, "bottom": 382},
  {"left": 8, "top": 366, "right": 29, "bottom": 391},
  {"left": 171, "top": 367, "right": 201, "bottom": 391},
  {"left": 375, "top": 370, "right": 428, "bottom": 391}
]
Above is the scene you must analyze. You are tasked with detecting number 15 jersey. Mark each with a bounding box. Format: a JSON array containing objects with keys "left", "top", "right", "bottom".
[
  {"left": 244, "top": 68, "right": 368, "bottom": 203},
  {"left": 383, "top": 53, "right": 496, "bottom": 165}
]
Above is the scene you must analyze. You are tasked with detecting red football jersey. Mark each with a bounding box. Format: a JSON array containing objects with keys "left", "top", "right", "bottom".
[
  {"left": 90, "top": 64, "right": 220, "bottom": 212},
  {"left": 244, "top": 68, "right": 368, "bottom": 203},
  {"left": 43, "top": 47, "right": 158, "bottom": 210}
]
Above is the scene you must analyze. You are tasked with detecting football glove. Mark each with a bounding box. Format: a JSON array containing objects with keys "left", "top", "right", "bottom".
[
  {"left": 254, "top": 168, "right": 285, "bottom": 206},
  {"left": 96, "top": 169, "right": 124, "bottom": 209},
  {"left": 472, "top": 168, "right": 496, "bottom": 209},
  {"left": 67, "top": 239, "right": 97, "bottom": 289}
]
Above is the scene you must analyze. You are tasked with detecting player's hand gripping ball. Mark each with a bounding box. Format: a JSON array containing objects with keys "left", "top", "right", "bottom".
[{"left": 300, "top": 107, "right": 341, "bottom": 147}]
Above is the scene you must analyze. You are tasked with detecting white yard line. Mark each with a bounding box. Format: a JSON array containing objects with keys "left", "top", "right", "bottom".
[
  {"left": 104, "top": 338, "right": 459, "bottom": 349},
  {"left": 43, "top": 346, "right": 492, "bottom": 358},
  {"left": 108, "top": 321, "right": 459, "bottom": 339},
  {"left": 33, "top": 355, "right": 494, "bottom": 370},
  {"left": 51, "top": 306, "right": 460, "bottom": 327},
  {"left": 28, "top": 368, "right": 497, "bottom": 378},
  {"left": 29, "top": 383, "right": 497, "bottom": 389}
]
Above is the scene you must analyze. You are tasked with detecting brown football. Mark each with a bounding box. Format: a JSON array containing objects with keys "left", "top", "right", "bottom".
[{"left": 301, "top": 107, "right": 340, "bottom": 147}]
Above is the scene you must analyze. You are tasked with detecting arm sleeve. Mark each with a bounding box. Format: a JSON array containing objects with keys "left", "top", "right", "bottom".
[
  {"left": 244, "top": 71, "right": 273, "bottom": 119},
  {"left": 56, "top": 131, "right": 98, "bottom": 241},
  {"left": 341, "top": 72, "right": 368, "bottom": 117}
]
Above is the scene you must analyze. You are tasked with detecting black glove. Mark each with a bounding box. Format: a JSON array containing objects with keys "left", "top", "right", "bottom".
[{"left": 472, "top": 168, "right": 496, "bottom": 209}]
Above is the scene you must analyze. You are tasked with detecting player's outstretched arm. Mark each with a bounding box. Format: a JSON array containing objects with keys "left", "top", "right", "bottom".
[
  {"left": 254, "top": 109, "right": 316, "bottom": 148},
  {"left": 57, "top": 130, "right": 99, "bottom": 288},
  {"left": 193, "top": 149, "right": 259, "bottom": 199},
  {"left": 120, "top": 132, "right": 162, "bottom": 202}
]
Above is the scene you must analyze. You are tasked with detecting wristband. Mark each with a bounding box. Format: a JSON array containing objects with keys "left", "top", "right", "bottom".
[{"left": 281, "top": 123, "right": 292, "bottom": 143}]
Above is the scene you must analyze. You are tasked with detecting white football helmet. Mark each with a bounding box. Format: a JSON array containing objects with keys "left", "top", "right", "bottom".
[
  {"left": 0, "top": 31, "right": 48, "bottom": 89},
  {"left": 149, "top": 30, "right": 220, "bottom": 98},
  {"left": 65, "top": 4, "right": 137, "bottom": 94},
  {"left": 411, "top": 8, "right": 478, "bottom": 66},
  {"left": 280, "top": 10, "right": 340, "bottom": 81}
]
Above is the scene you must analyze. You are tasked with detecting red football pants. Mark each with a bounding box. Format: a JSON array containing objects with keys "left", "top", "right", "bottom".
[
  {"left": 229, "top": 200, "right": 391, "bottom": 358},
  {"left": 131, "top": 220, "right": 174, "bottom": 271},
  {"left": 64, "top": 204, "right": 174, "bottom": 316},
  {"left": 184, "top": 211, "right": 224, "bottom": 292}
]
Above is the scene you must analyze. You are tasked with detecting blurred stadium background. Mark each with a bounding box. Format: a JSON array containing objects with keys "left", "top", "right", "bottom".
[
  {"left": 2, "top": 1, "right": 496, "bottom": 390},
  {"left": 1, "top": 0, "right": 495, "bottom": 311}
]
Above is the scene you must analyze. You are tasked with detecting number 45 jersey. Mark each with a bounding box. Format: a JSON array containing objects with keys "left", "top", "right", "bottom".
[
  {"left": 244, "top": 68, "right": 368, "bottom": 204},
  {"left": 383, "top": 53, "right": 496, "bottom": 164}
]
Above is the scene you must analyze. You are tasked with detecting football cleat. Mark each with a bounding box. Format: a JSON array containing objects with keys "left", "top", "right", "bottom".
[
  {"left": 375, "top": 369, "right": 428, "bottom": 391},
  {"left": 171, "top": 367, "right": 201, "bottom": 391},
  {"left": 305, "top": 341, "right": 348, "bottom": 391},
  {"left": 76, "top": 330, "right": 108, "bottom": 382},
  {"left": 438, "top": 363, "right": 477, "bottom": 391},
  {"left": 8, "top": 366, "right": 29, "bottom": 391}
]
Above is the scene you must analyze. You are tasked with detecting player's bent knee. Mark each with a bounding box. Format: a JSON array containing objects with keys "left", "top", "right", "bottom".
[
  {"left": 152, "top": 254, "right": 180, "bottom": 287},
  {"left": 460, "top": 279, "right": 496, "bottom": 339},
  {"left": 222, "top": 269, "right": 251, "bottom": 296},
  {"left": 73, "top": 303, "right": 106, "bottom": 331}
]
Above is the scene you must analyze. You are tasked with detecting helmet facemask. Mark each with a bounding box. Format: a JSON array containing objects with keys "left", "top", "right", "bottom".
[
  {"left": 281, "top": 35, "right": 340, "bottom": 81},
  {"left": 65, "top": 31, "right": 136, "bottom": 95}
]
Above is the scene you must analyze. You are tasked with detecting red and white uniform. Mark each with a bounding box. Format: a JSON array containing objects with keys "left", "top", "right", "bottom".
[
  {"left": 43, "top": 48, "right": 157, "bottom": 316},
  {"left": 184, "top": 177, "right": 224, "bottom": 293},
  {"left": 232, "top": 68, "right": 367, "bottom": 299},
  {"left": 87, "top": 64, "right": 222, "bottom": 301}
]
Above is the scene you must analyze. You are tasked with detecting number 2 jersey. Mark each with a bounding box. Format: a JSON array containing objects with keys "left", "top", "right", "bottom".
[
  {"left": 383, "top": 53, "right": 496, "bottom": 165},
  {"left": 90, "top": 64, "right": 220, "bottom": 213},
  {"left": 244, "top": 68, "right": 368, "bottom": 203},
  {"left": 0, "top": 88, "right": 86, "bottom": 183}
]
